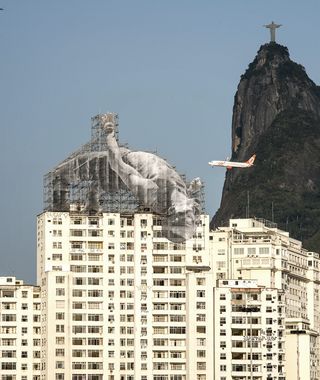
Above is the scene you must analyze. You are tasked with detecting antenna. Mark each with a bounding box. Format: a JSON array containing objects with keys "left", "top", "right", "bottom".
[{"left": 271, "top": 201, "right": 274, "bottom": 222}]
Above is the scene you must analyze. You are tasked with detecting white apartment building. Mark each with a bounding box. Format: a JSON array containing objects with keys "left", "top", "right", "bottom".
[
  {"left": 37, "top": 210, "right": 211, "bottom": 380},
  {"left": 185, "top": 267, "right": 214, "bottom": 380},
  {"left": 2, "top": 211, "right": 319, "bottom": 380},
  {"left": 0, "top": 276, "right": 41, "bottom": 380},
  {"left": 213, "top": 279, "right": 285, "bottom": 380},
  {"left": 209, "top": 218, "right": 320, "bottom": 380}
]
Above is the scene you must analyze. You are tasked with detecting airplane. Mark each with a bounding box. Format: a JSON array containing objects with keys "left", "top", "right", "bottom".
[{"left": 208, "top": 154, "right": 256, "bottom": 169}]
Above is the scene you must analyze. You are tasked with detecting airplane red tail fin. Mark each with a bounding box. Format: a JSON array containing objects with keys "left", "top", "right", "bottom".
[{"left": 246, "top": 154, "right": 256, "bottom": 166}]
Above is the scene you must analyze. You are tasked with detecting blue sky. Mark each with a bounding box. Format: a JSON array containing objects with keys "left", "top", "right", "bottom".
[{"left": 1, "top": 0, "right": 320, "bottom": 283}]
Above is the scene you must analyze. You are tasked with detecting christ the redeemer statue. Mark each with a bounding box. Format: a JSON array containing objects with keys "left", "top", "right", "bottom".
[{"left": 264, "top": 21, "right": 282, "bottom": 43}]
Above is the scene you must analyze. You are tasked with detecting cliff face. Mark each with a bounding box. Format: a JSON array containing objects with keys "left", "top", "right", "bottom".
[{"left": 212, "top": 43, "right": 320, "bottom": 250}]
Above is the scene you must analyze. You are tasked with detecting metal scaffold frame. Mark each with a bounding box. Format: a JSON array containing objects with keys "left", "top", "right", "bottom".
[{"left": 43, "top": 112, "right": 205, "bottom": 241}]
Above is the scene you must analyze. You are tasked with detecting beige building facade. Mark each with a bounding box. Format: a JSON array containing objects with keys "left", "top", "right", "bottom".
[
  {"left": 0, "top": 277, "right": 41, "bottom": 380},
  {"left": 2, "top": 216, "right": 320, "bottom": 379},
  {"left": 208, "top": 218, "right": 320, "bottom": 380},
  {"left": 36, "top": 211, "right": 210, "bottom": 380}
]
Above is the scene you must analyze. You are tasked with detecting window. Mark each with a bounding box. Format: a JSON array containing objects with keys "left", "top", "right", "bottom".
[
  {"left": 196, "top": 314, "right": 206, "bottom": 322},
  {"left": 73, "top": 326, "right": 86, "bottom": 334},
  {"left": 232, "top": 293, "right": 243, "bottom": 300},
  {"left": 88, "top": 350, "right": 102, "bottom": 358},
  {"left": 197, "top": 278, "right": 206, "bottom": 285},
  {"left": 197, "top": 326, "right": 206, "bottom": 334},
  {"left": 197, "top": 338, "right": 206, "bottom": 346},
  {"left": 71, "top": 241, "right": 83, "bottom": 250},
  {"left": 2, "top": 350, "right": 16, "bottom": 358},
  {"left": 197, "top": 362, "right": 206, "bottom": 370},
  {"left": 88, "top": 242, "right": 103, "bottom": 250},
  {"left": 88, "top": 265, "right": 103, "bottom": 273},
  {"left": 70, "top": 229, "right": 84, "bottom": 237},
  {"left": 33, "top": 351, "right": 41, "bottom": 358},
  {"left": 56, "top": 337, "right": 65, "bottom": 345},
  {"left": 72, "top": 338, "right": 86, "bottom": 346},
  {"left": 169, "top": 327, "right": 186, "bottom": 334},
  {"left": 2, "top": 339, "right": 16, "bottom": 346},
  {"left": 1, "top": 362, "right": 17, "bottom": 370},
  {"left": 56, "top": 276, "right": 65, "bottom": 284},
  {"left": 71, "top": 265, "right": 86, "bottom": 273},
  {"left": 56, "top": 325, "right": 65, "bottom": 333},
  {"left": 70, "top": 217, "right": 83, "bottom": 225},
  {"left": 197, "top": 350, "right": 206, "bottom": 358},
  {"left": 88, "top": 253, "right": 101, "bottom": 261},
  {"left": 247, "top": 247, "right": 256, "bottom": 256},
  {"left": 56, "top": 361, "right": 65, "bottom": 369},
  {"left": 88, "top": 338, "right": 103, "bottom": 345},
  {"left": 2, "top": 314, "right": 16, "bottom": 322},
  {"left": 88, "top": 290, "right": 103, "bottom": 298},
  {"left": 56, "top": 288, "right": 65, "bottom": 296}
]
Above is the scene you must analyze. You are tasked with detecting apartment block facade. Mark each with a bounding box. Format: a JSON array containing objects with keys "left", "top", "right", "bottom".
[
  {"left": 213, "top": 279, "right": 285, "bottom": 380},
  {"left": 36, "top": 211, "right": 211, "bottom": 380},
  {"left": 0, "top": 277, "right": 41, "bottom": 380},
  {"left": 208, "top": 218, "right": 320, "bottom": 380},
  {"left": 2, "top": 215, "right": 320, "bottom": 379}
]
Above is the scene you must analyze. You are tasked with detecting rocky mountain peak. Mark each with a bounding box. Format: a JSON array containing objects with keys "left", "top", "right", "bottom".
[
  {"left": 212, "top": 43, "right": 320, "bottom": 250},
  {"left": 231, "top": 43, "right": 320, "bottom": 162},
  {"left": 246, "top": 43, "right": 290, "bottom": 72}
]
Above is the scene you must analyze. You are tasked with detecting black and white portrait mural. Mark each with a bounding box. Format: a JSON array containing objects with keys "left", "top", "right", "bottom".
[{"left": 44, "top": 113, "right": 203, "bottom": 241}]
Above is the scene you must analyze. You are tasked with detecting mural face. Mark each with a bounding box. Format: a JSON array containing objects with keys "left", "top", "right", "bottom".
[{"left": 44, "top": 113, "right": 203, "bottom": 242}]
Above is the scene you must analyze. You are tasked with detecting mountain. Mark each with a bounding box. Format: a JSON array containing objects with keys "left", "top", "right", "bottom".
[{"left": 211, "top": 42, "right": 320, "bottom": 250}]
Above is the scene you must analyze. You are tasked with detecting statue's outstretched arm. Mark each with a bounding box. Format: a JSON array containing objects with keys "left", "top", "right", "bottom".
[{"left": 104, "top": 122, "right": 158, "bottom": 205}]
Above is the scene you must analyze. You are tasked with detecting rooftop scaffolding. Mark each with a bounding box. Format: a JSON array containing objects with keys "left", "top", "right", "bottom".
[{"left": 43, "top": 113, "right": 204, "bottom": 241}]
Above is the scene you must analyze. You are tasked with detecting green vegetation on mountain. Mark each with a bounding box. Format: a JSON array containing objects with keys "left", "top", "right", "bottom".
[{"left": 212, "top": 43, "right": 320, "bottom": 251}]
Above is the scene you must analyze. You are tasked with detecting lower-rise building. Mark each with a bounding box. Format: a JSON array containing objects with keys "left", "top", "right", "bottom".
[
  {"left": 0, "top": 277, "right": 41, "bottom": 380},
  {"left": 213, "top": 279, "right": 285, "bottom": 380}
]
